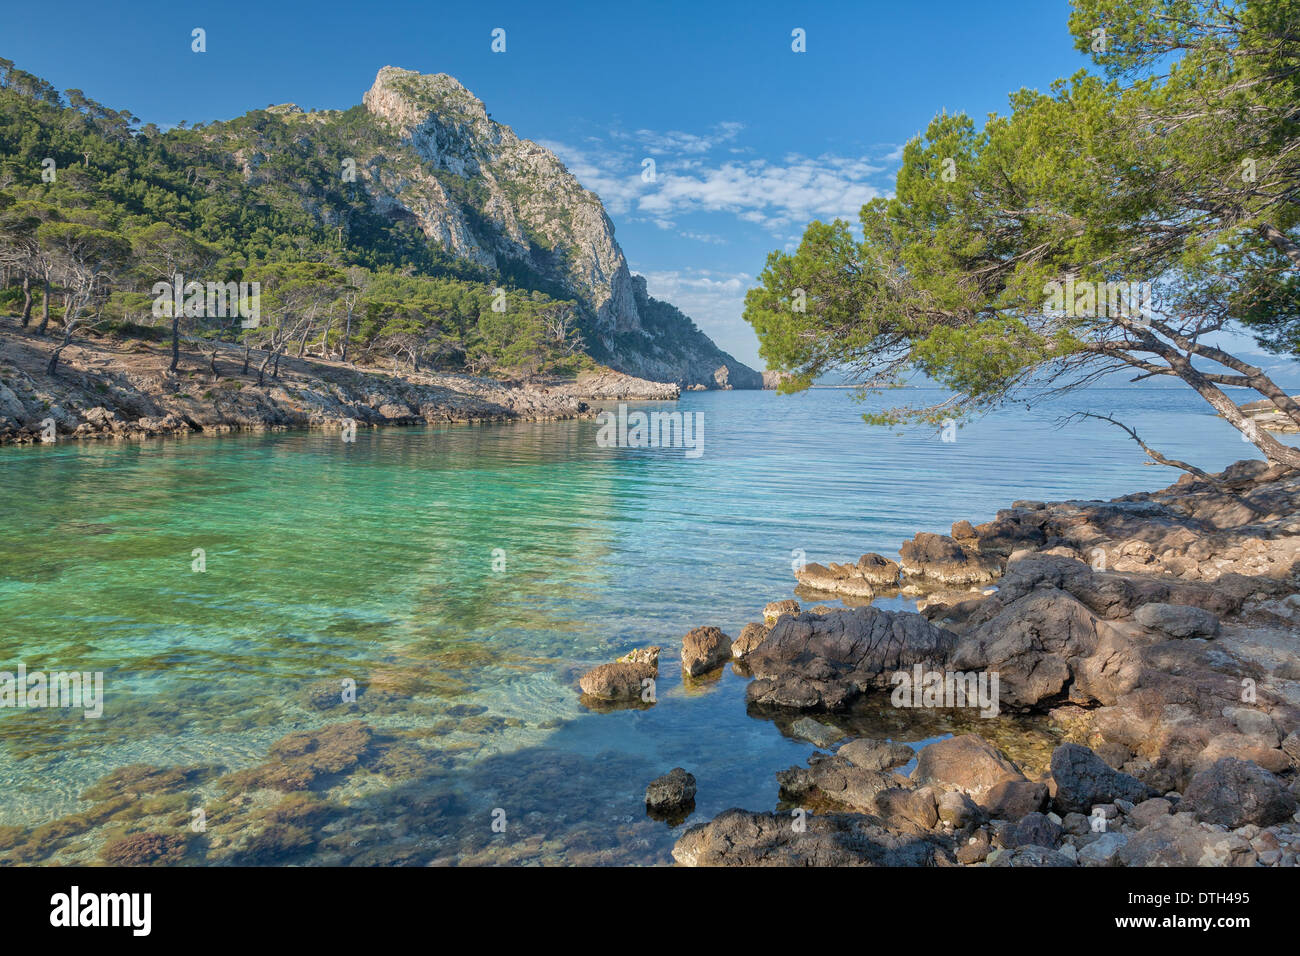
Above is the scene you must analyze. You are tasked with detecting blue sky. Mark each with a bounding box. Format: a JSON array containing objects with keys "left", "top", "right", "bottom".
[{"left": 6, "top": 0, "right": 1093, "bottom": 367}]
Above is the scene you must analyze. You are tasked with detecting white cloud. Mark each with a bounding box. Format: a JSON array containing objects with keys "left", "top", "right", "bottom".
[
  {"left": 679, "top": 230, "right": 727, "bottom": 245},
  {"left": 638, "top": 156, "right": 884, "bottom": 229},
  {"left": 544, "top": 126, "right": 888, "bottom": 234},
  {"left": 616, "top": 121, "right": 745, "bottom": 155}
]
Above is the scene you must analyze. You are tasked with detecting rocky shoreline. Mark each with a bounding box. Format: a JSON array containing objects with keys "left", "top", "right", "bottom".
[
  {"left": 0, "top": 329, "right": 680, "bottom": 445},
  {"left": 1238, "top": 397, "right": 1300, "bottom": 434},
  {"left": 583, "top": 459, "right": 1300, "bottom": 866}
]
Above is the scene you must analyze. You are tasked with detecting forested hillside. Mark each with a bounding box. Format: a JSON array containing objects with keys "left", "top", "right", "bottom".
[{"left": 0, "top": 59, "right": 759, "bottom": 386}]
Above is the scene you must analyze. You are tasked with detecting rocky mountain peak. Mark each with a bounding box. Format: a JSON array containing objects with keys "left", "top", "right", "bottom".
[
  {"left": 363, "top": 66, "right": 487, "bottom": 129},
  {"left": 356, "top": 66, "right": 760, "bottom": 387}
]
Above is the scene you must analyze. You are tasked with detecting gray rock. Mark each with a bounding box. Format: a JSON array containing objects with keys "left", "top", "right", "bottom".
[
  {"left": 1128, "top": 797, "right": 1173, "bottom": 829},
  {"left": 776, "top": 754, "right": 896, "bottom": 812},
  {"left": 1280, "top": 730, "right": 1300, "bottom": 766},
  {"left": 987, "top": 844, "right": 1075, "bottom": 867},
  {"left": 836, "top": 738, "right": 914, "bottom": 772},
  {"left": 790, "top": 717, "right": 845, "bottom": 749},
  {"left": 745, "top": 605, "right": 957, "bottom": 711},
  {"left": 1117, "top": 813, "right": 1257, "bottom": 866},
  {"left": 672, "top": 809, "right": 953, "bottom": 867},
  {"left": 1133, "top": 602, "right": 1221, "bottom": 638},
  {"left": 645, "top": 767, "right": 696, "bottom": 812},
  {"left": 1179, "top": 758, "right": 1297, "bottom": 827},
  {"left": 1050, "top": 744, "right": 1152, "bottom": 814},
  {"left": 899, "top": 532, "right": 999, "bottom": 585},
  {"left": 1077, "top": 831, "right": 1128, "bottom": 867},
  {"left": 1223, "top": 706, "right": 1278, "bottom": 746},
  {"left": 1005, "top": 812, "right": 1063, "bottom": 849},
  {"left": 855, "top": 553, "right": 902, "bottom": 587},
  {"left": 1062, "top": 812, "right": 1091, "bottom": 836}
]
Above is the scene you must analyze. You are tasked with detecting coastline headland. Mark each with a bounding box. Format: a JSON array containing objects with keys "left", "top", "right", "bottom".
[{"left": 0, "top": 328, "right": 680, "bottom": 445}]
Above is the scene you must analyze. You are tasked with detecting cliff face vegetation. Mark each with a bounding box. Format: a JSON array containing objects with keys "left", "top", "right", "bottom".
[{"left": 0, "top": 60, "right": 759, "bottom": 388}]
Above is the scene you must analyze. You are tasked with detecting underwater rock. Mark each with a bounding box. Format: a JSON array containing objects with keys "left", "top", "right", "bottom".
[
  {"left": 81, "top": 764, "right": 192, "bottom": 802},
  {"left": 789, "top": 716, "right": 845, "bottom": 749},
  {"left": 101, "top": 831, "right": 189, "bottom": 866},
  {"left": 836, "top": 738, "right": 915, "bottom": 772},
  {"left": 221, "top": 721, "right": 376, "bottom": 792},
  {"left": 645, "top": 767, "right": 697, "bottom": 817}
]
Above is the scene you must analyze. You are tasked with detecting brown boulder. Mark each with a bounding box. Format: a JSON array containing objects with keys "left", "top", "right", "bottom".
[
  {"left": 912, "top": 734, "right": 1026, "bottom": 797},
  {"left": 732, "top": 622, "right": 770, "bottom": 659},
  {"left": 682, "top": 626, "right": 732, "bottom": 677},
  {"left": 982, "top": 779, "right": 1049, "bottom": 820}
]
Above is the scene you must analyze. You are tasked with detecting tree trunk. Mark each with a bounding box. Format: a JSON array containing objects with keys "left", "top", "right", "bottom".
[
  {"left": 272, "top": 348, "right": 282, "bottom": 379},
  {"left": 20, "top": 274, "right": 32, "bottom": 327},
  {"left": 1172, "top": 358, "right": 1300, "bottom": 468},
  {"left": 37, "top": 279, "right": 50, "bottom": 335},
  {"left": 256, "top": 349, "right": 272, "bottom": 386},
  {"left": 209, "top": 348, "right": 220, "bottom": 380},
  {"left": 169, "top": 316, "right": 180, "bottom": 373},
  {"left": 242, "top": 346, "right": 251, "bottom": 376},
  {"left": 342, "top": 303, "right": 353, "bottom": 363},
  {"left": 1261, "top": 223, "right": 1300, "bottom": 270},
  {"left": 46, "top": 329, "right": 73, "bottom": 376},
  {"left": 297, "top": 325, "right": 309, "bottom": 358}
]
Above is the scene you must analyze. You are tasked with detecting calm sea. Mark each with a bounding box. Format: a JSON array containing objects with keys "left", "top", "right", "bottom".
[{"left": 1, "top": 386, "right": 1294, "bottom": 864}]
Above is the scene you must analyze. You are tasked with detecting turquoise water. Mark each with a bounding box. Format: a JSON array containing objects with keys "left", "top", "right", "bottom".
[{"left": 0, "top": 386, "right": 1294, "bottom": 864}]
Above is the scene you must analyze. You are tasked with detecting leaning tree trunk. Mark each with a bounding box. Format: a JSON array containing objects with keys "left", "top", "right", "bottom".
[
  {"left": 37, "top": 279, "right": 50, "bottom": 335},
  {"left": 256, "top": 349, "right": 273, "bottom": 386},
  {"left": 46, "top": 328, "right": 74, "bottom": 376},
  {"left": 209, "top": 348, "right": 220, "bottom": 381},
  {"left": 1175, "top": 359, "right": 1300, "bottom": 469},
  {"left": 169, "top": 316, "right": 180, "bottom": 373},
  {"left": 20, "top": 274, "right": 32, "bottom": 327},
  {"left": 272, "top": 347, "right": 283, "bottom": 379},
  {"left": 342, "top": 304, "right": 353, "bottom": 363}
]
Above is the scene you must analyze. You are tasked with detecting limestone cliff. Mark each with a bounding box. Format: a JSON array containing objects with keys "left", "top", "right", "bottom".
[{"left": 353, "top": 67, "right": 760, "bottom": 388}]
